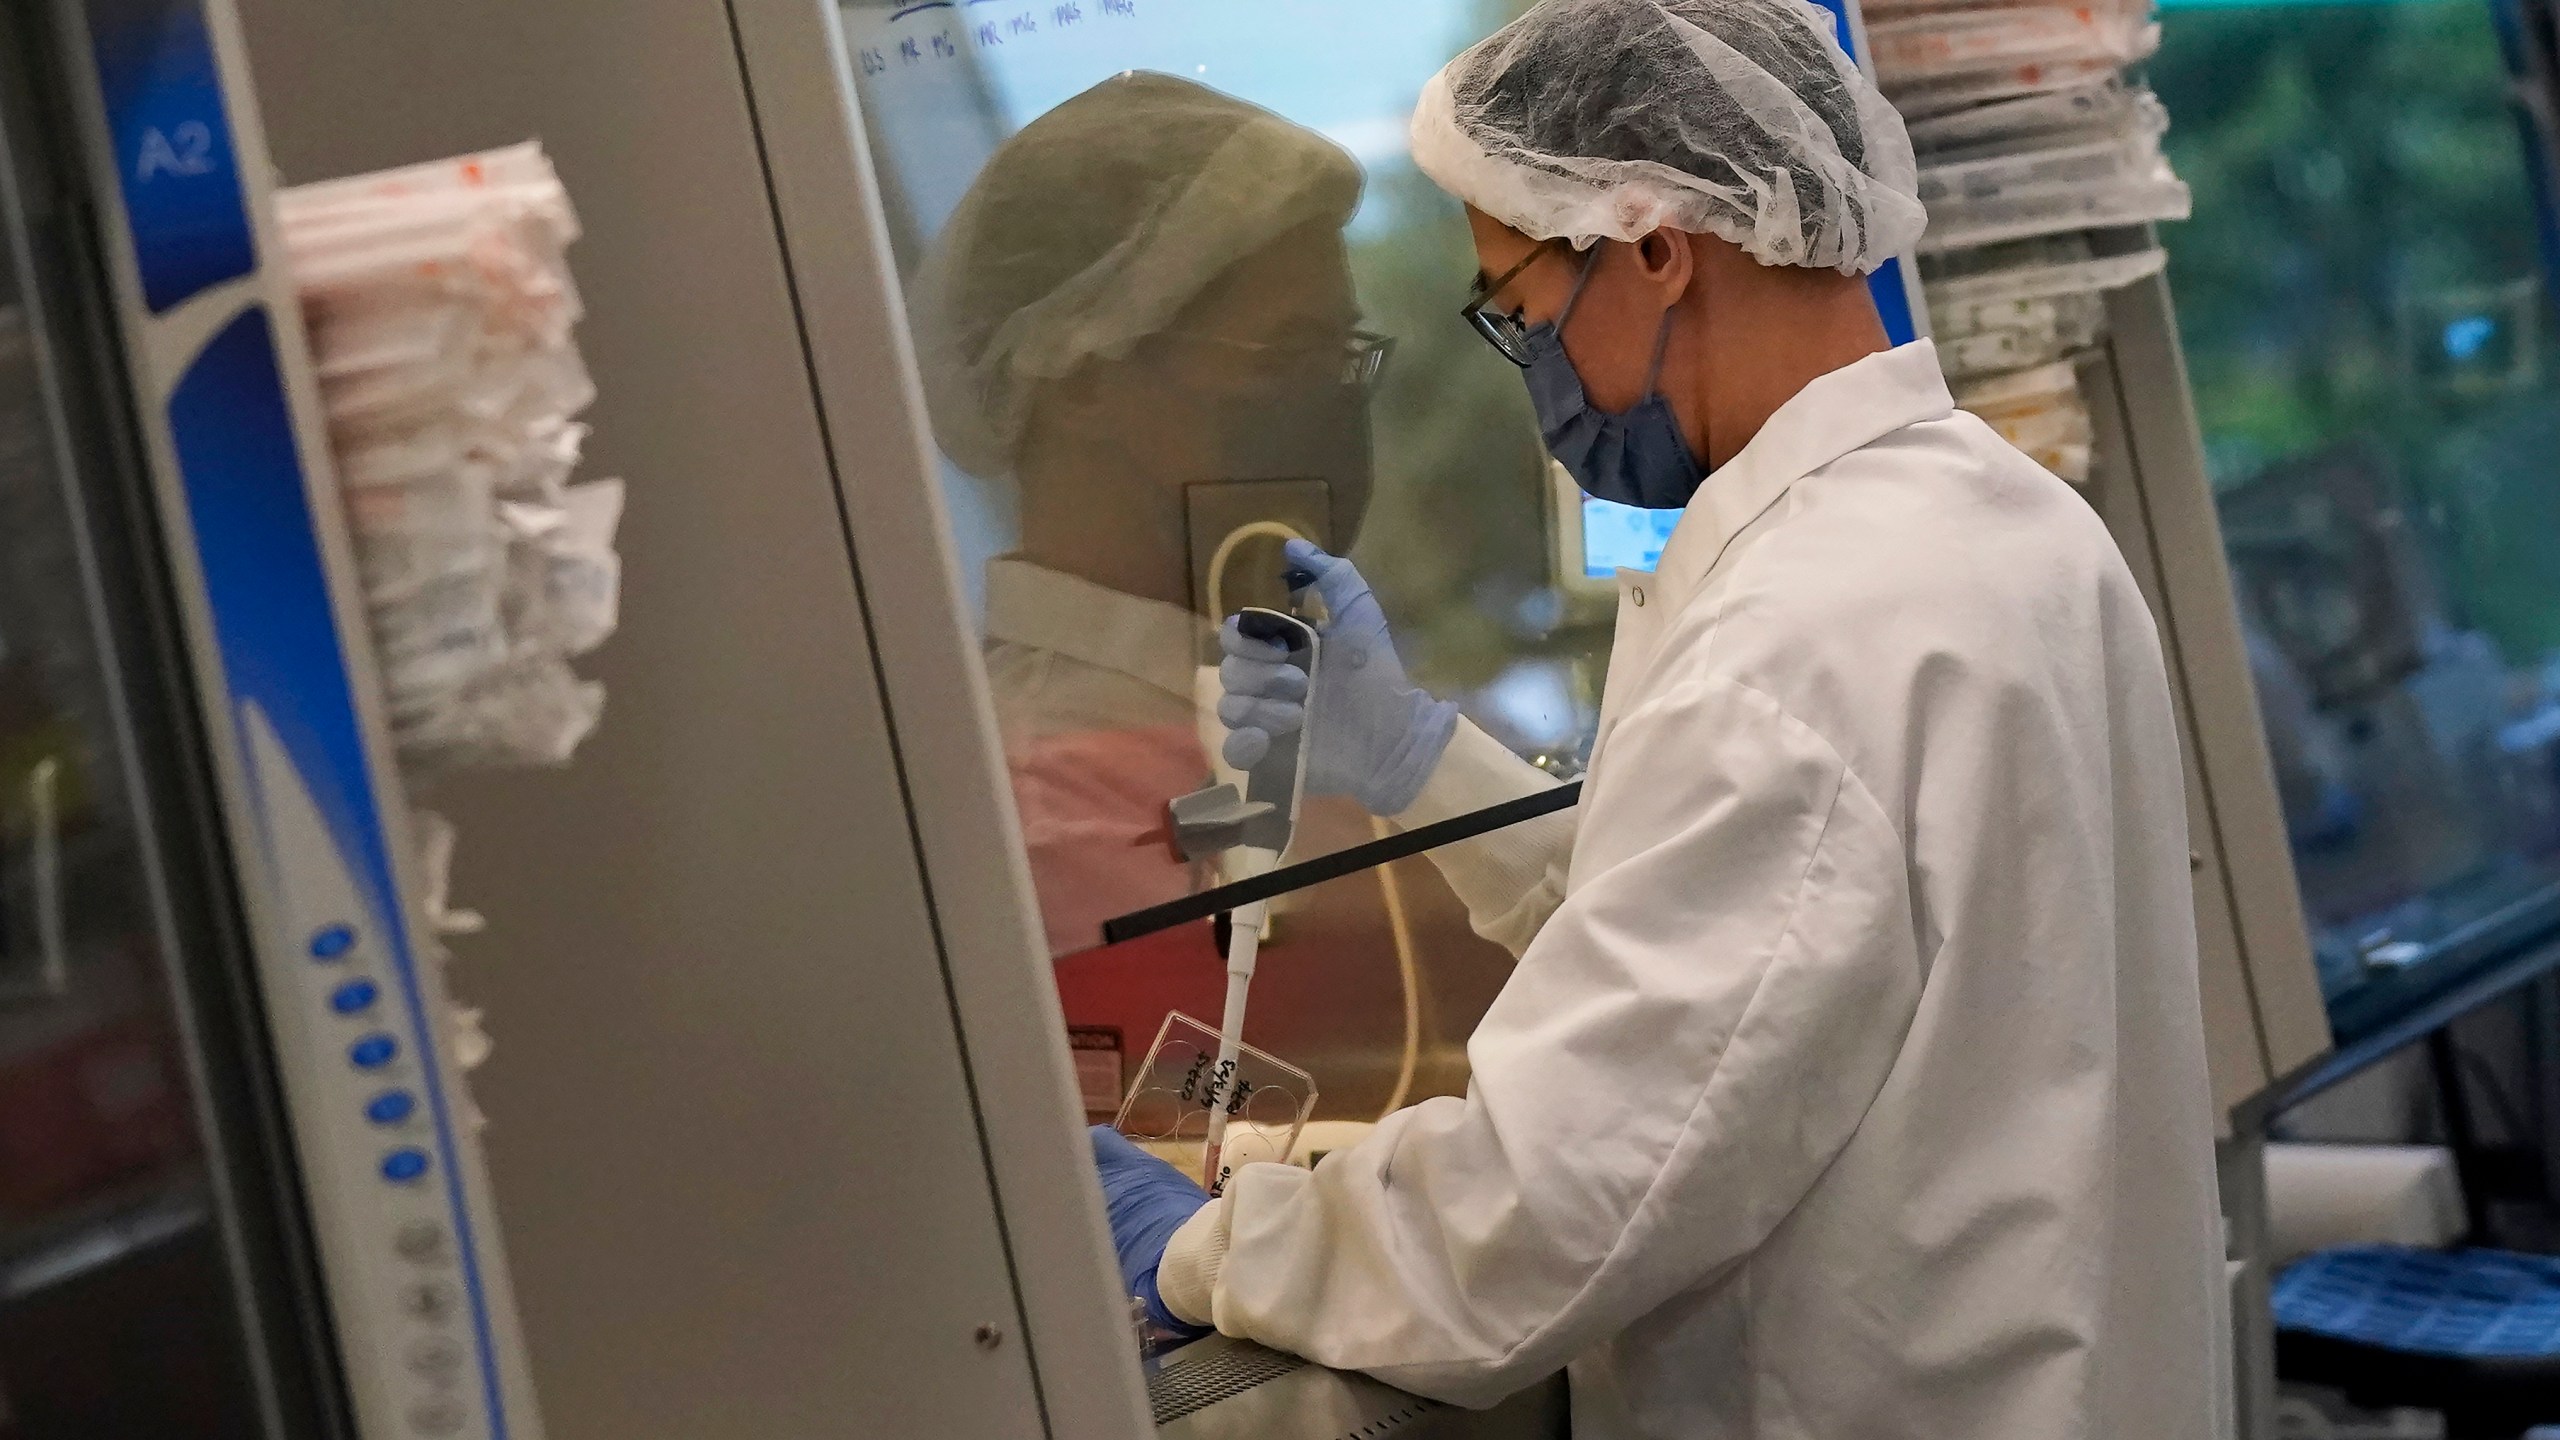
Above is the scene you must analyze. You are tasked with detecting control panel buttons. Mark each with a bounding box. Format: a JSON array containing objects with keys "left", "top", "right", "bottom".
[
  {"left": 330, "top": 979, "right": 380, "bottom": 1014},
  {"left": 401, "top": 1281, "right": 455, "bottom": 1323},
  {"left": 382, "top": 1148, "right": 432, "bottom": 1184},
  {"left": 395, "top": 1220, "right": 449, "bottom": 1264},
  {"left": 407, "top": 1398, "right": 467, "bottom": 1436},
  {"left": 350, "top": 1034, "right": 398, "bottom": 1069},
  {"left": 368, "top": 1090, "right": 418, "bottom": 1126},
  {"left": 310, "top": 924, "right": 358, "bottom": 960},
  {"left": 407, "top": 1336, "right": 464, "bottom": 1379}
]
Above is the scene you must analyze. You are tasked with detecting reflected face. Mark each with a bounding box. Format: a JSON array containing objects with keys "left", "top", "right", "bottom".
[
  {"left": 1159, "top": 220, "right": 1364, "bottom": 387},
  {"left": 1140, "top": 223, "right": 1374, "bottom": 540},
  {"left": 1021, "top": 221, "right": 1376, "bottom": 602}
]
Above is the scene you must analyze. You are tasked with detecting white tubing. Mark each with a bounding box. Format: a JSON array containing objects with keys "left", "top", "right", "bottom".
[{"left": 1370, "top": 815, "right": 1425, "bottom": 1119}]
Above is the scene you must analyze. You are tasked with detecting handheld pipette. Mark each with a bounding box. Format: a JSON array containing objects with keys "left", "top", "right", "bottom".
[
  {"left": 1199, "top": 873, "right": 1269, "bottom": 1191},
  {"left": 1197, "top": 607, "right": 1318, "bottom": 1192}
]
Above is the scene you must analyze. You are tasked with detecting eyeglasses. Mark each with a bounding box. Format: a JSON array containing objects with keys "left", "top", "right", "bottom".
[
  {"left": 1158, "top": 329, "right": 1397, "bottom": 391},
  {"left": 1461, "top": 241, "right": 1574, "bottom": 368},
  {"left": 1339, "top": 329, "right": 1395, "bottom": 390}
]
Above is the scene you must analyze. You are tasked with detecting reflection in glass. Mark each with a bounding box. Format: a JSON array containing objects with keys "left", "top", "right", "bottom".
[
  {"left": 841, "top": 0, "right": 1579, "bottom": 1118},
  {"left": 2154, "top": 0, "right": 2560, "bottom": 1033},
  {"left": 910, "top": 71, "right": 1377, "bottom": 955},
  {"left": 0, "top": 287, "right": 261, "bottom": 1427}
]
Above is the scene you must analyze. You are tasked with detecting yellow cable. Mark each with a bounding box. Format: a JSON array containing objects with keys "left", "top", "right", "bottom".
[
  {"left": 1373, "top": 816, "right": 1425, "bottom": 1119},
  {"left": 1204, "top": 520, "right": 1310, "bottom": 624}
]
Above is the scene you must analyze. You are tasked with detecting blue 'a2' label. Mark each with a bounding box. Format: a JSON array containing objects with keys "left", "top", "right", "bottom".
[{"left": 85, "top": 0, "right": 256, "bottom": 312}]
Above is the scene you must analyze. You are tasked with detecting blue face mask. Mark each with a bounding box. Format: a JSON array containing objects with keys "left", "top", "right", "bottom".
[{"left": 1520, "top": 254, "right": 1705, "bottom": 511}]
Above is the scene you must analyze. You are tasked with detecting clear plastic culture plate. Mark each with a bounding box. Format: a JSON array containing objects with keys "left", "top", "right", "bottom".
[{"left": 1115, "top": 1011, "right": 1318, "bottom": 1196}]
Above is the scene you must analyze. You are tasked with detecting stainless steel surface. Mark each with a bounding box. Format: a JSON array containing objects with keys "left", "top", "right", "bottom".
[
  {"left": 1151, "top": 1335, "right": 1568, "bottom": 1440},
  {"left": 233, "top": 3, "right": 1057, "bottom": 1434}
]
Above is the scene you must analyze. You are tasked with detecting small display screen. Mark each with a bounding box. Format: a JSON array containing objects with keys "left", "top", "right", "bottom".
[{"left": 1582, "top": 496, "right": 1683, "bottom": 578}]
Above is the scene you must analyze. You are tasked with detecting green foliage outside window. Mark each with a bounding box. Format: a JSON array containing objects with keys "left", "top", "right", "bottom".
[{"left": 2153, "top": 0, "right": 2560, "bottom": 660}]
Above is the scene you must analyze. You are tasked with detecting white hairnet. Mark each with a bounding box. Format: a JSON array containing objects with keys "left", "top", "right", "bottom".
[
  {"left": 912, "top": 73, "right": 1365, "bottom": 477},
  {"left": 1410, "top": 0, "right": 1926, "bottom": 274}
]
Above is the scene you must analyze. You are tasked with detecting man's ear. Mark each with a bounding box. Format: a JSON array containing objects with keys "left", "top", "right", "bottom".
[{"left": 1634, "top": 227, "right": 1697, "bottom": 302}]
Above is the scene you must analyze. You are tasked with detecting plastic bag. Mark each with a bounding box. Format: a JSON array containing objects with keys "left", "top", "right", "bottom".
[
  {"left": 1934, "top": 289, "right": 2108, "bottom": 350},
  {"left": 499, "top": 479, "right": 624, "bottom": 660},
  {"left": 390, "top": 657, "right": 605, "bottom": 771},
  {"left": 1918, "top": 230, "right": 2168, "bottom": 308},
  {"left": 409, "top": 809, "right": 485, "bottom": 938},
  {"left": 370, "top": 570, "right": 509, "bottom": 709},
  {"left": 288, "top": 144, "right": 617, "bottom": 1109},
  {"left": 282, "top": 142, "right": 619, "bottom": 776},
  {"left": 1869, "top": 0, "right": 2158, "bottom": 88},
  {"left": 1911, "top": 90, "right": 2180, "bottom": 247},
  {"left": 1906, "top": 79, "right": 2151, "bottom": 157},
  {"left": 1919, "top": 161, "right": 2189, "bottom": 252},
  {"left": 1954, "top": 360, "right": 2096, "bottom": 482},
  {"left": 338, "top": 456, "right": 504, "bottom": 602},
  {"left": 1887, "top": 55, "right": 2126, "bottom": 120}
]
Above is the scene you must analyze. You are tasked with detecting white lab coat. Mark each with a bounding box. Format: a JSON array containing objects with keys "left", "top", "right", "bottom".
[{"left": 1156, "top": 342, "right": 2231, "bottom": 1440}]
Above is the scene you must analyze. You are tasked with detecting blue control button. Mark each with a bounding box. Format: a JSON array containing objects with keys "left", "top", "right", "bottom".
[
  {"left": 329, "top": 979, "right": 379, "bottom": 1015},
  {"left": 310, "top": 925, "right": 357, "bottom": 961},
  {"left": 348, "top": 1034, "right": 397, "bottom": 1069},
  {"left": 381, "top": 1148, "right": 431, "bottom": 1184},
  {"left": 365, "top": 1090, "right": 416, "bottom": 1126}
]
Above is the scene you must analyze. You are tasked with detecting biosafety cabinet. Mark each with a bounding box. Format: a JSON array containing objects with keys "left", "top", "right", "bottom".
[{"left": 3, "top": 0, "right": 2326, "bottom": 1436}]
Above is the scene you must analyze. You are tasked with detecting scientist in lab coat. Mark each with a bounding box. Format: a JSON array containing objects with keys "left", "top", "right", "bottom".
[{"left": 1089, "top": 1, "right": 2233, "bottom": 1437}]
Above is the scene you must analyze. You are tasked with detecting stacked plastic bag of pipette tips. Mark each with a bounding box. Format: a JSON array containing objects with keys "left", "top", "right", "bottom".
[
  {"left": 1869, "top": 0, "right": 2194, "bottom": 485},
  {"left": 1923, "top": 231, "right": 2172, "bottom": 482},
  {"left": 277, "top": 143, "right": 621, "bottom": 1118},
  {"left": 277, "top": 141, "right": 623, "bottom": 778}
]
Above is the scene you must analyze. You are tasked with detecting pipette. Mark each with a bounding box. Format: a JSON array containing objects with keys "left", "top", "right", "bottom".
[
  {"left": 1195, "top": 607, "right": 1317, "bottom": 1192},
  {"left": 1199, "top": 871, "right": 1270, "bottom": 1191}
]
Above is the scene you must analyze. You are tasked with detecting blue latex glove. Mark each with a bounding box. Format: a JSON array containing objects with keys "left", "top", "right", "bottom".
[
  {"left": 1090, "top": 1126, "right": 1213, "bottom": 1336},
  {"left": 1217, "top": 539, "right": 1459, "bottom": 817}
]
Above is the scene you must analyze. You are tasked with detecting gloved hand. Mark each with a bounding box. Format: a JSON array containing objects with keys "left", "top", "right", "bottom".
[
  {"left": 1217, "top": 539, "right": 1459, "bottom": 817},
  {"left": 1090, "top": 1125, "right": 1213, "bottom": 1336}
]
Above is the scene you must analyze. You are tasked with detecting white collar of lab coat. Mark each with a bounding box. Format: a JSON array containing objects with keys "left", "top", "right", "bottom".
[
  {"left": 1651, "top": 339, "right": 1954, "bottom": 606},
  {"left": 983, "top": 556, "right": 1205, "bottom": 699}
]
